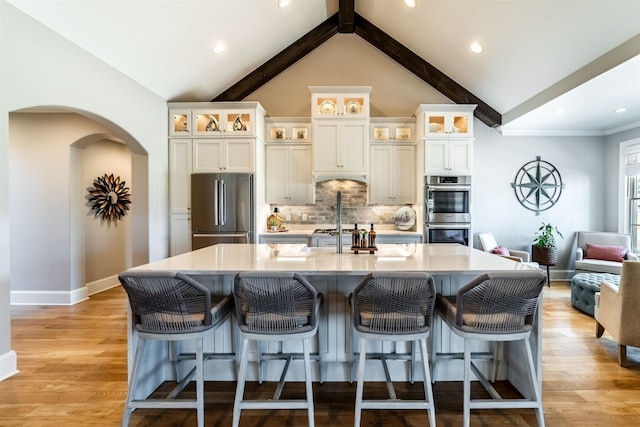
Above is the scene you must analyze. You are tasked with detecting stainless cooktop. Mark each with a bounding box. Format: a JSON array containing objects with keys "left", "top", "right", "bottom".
[{"left": 312, "top": 228, "right": 355, "bottom": 235}]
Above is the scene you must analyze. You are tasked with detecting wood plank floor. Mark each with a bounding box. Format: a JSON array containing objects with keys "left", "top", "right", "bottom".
[{"left": 1, "top": 282, "right": 639, "bottom": 426}]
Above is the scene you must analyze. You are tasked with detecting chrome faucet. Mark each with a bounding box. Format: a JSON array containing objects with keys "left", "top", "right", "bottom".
[{"left": 336, "top": 191, "right": 342, "bottom": 254}]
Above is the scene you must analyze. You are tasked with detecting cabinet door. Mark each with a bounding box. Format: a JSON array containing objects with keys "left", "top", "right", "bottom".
[
  {"left": 313, "top": 121, "right": 340, "bottom": 171},
  {"left": 222, "top": 109, "right": 255, "bottom": 136},
  {"left": 225, "top": 138, "right": 254, "bottom": 172},
  {"left": 170, "top": 214, "right": 191, "bottom": 256},
  {"left": 425, "top": 140, "right": 449, "bottom": 175},
  {"left": 448, "top": 139, "right": 473, "bottom": 175},
  {"left": 341, "top": 122, "right": 367, "bottom": 172},
  {"left": 169, "top": 139, "right": 191, "bottom": 213},
  {"left": 169, "top": 110, "right": 191, "bottom": 136},
  {"left": 192, "top": 139, "right": 223, "bottom": 172},
  {"left": 287, "top": 145, "right": 313, "bottom": 203},
  {"left": 266, "top": 146, "right": 289, "bottom": 203},
  {"left": 369, "top": 145, "right": 393, "bottom": 203},
  {"left": 392, "top": 145, "right": 416, "bottom": 203}
]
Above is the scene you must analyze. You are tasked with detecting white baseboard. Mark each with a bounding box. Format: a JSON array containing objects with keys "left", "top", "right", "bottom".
[
  {"left": 86, "top": 275, "right": 120, "bottom": 296},
  {"left": 0, "top": 351, "right": 18, "bottom": 382},
  {"left": 10, "top": 286, "right": 89, "bottom": 305}
]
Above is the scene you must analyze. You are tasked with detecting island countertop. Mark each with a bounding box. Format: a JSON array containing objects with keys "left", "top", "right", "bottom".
[{"left": 132, "top": 243, "right": 536, "bottom": 275}]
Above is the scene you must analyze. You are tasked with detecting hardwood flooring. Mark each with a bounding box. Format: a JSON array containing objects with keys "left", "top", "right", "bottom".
[{"left": 1, "top": 282, "right": 639, "bottom": 426}]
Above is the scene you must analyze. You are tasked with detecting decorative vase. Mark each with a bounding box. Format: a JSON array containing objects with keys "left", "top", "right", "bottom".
[{"left": 531, "top": 245, "right": 558, "bottom": 265}]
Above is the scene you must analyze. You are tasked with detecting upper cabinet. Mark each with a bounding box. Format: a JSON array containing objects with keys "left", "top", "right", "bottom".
[
  {"left": 266, "top": 118, "right": 311, "bottom": 143},
  {"left": 370, "top": 117, "right": 415, "bottom": 143},
  {"left": 416, "top": 104, "right": 476, "bottom": 138},
  {"left": 193, "top": 109, "right": 255, "bottom": 136},
  {"left": 309, "top": 86, "right": 371, "bottom": 119},
  {"left": 170, "top": 111, "right": 191, "bottom": 136}
]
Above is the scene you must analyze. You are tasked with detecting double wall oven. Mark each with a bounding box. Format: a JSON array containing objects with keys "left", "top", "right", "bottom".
[{"left": 424, "top": 175, "right": 471, "bottom": 245}]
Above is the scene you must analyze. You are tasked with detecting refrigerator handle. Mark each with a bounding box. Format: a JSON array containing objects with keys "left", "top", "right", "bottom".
[
  {"left": 220, "top": 179, "right": 226, "bottom": 225},
  {"left": 213, "top": 179, "right": 220, "bottom": 226}
]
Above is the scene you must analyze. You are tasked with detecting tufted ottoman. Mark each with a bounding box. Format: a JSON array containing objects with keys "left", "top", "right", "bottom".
[{"left": 570, "top": 272, "right": 620, "bottom": 316}]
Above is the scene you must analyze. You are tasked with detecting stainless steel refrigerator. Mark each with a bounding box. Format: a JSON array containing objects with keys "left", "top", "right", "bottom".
[{"left": 191, "top": 173, "right": 254, "bottom": 250}]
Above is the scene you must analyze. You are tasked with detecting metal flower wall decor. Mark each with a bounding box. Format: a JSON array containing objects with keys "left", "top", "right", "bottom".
[
  {"left": 511, "top": 156, "right": 564, "bottom": 215},
  {"left": 87, "top": 173, "right": 131, "bottom": 222}
]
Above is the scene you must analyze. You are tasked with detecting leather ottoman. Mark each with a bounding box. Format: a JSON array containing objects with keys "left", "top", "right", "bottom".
[{"left": 571, "top": 272, "right": 620, "bottom": 316}]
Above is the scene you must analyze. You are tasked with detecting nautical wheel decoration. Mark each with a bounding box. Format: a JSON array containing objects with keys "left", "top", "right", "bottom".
[
  {"left": 87, "top": 173, "right": 131, "bottom": 222},
  {"left": 511, "top": 156, "right": 564, "bottom": 215}
]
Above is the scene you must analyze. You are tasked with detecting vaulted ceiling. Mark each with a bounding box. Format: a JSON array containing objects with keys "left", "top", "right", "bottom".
[{"left": 6, "top": 0, "right": 640, "bottom": 135}]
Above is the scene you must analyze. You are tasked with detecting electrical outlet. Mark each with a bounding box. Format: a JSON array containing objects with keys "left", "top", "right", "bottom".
[
  {"left": 301, "top": 213, "right": 308, "bottom": 221},
  {"left": 285, "top": 213, "right": 291, "bottom": 221}
]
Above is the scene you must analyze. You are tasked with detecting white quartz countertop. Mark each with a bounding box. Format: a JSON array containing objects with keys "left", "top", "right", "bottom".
[
  {"left": 260, "top": 226, "right": 422, "bottom": 237},
  {"left": 132, "top": 244, "right": 537, "bottom": 275}
]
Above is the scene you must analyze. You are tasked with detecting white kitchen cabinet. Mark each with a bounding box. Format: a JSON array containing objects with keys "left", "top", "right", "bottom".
[
  {"left": 169, "top": 110, "right": 191, "bottom": 136},
  {"left": 266, "top": 118, "right": 311, "bottom": 143},
  {"left": 309, "top": 86, "right": 371, "bottom": 119},
  {"left": 424, "top": 139, "right": 473, "bottom": 175},
  {"left": 170, "top": 214, "right": 191, "bottom": 256},
  {"left": 192, "top": 108, "right": 255, "bottom": 136},
  {"left": 169, "top": 139, "right": 191, "bottom": 213},
  {"left": 369, "top": 144, "right": 416, "bottom": 204},
  {"left": 313, "top": 120, "right": 368, "bottom": 175},
  {"left": 266, "top": 145, "right": 313, "bottom": 204},
  {"left": 370, "top": 117, "right": 415, "bottom": 143},
  {"left": 192, "top": 138, "right": 254, "bottom": 173},
  {"left": 416, "top": 104, "right": 475, "bottom": 138}
]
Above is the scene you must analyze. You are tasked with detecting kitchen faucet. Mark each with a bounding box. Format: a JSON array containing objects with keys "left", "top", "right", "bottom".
[{"left": 336, "top": 191, "right": 342, "bottom": 254}]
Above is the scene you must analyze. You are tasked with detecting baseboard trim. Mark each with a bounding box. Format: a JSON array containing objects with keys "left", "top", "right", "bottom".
[
  {"left": 86, "top": 275, "right": 120, "bottom": 296},
  {"left": 10, "top": 286, "right": 89, "bottom": 306},
  {"left": 0, "top": 351, "right": 18, "bottom": 382}
]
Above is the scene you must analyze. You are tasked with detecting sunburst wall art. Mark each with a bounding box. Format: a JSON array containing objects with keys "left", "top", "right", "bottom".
[{"left": 87, "top": 173, "right": 132, "bottom": 222}]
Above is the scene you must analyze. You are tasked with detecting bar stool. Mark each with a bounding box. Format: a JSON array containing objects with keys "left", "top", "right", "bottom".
[
  {"left": 118, "top": 270, "right": 234, "bottom": 427},
  {"left": 232, "top": 272, "right": 323, "bottom": 427},
  {"left": 433, "top": 271, "right": 547, "bottom": 427},
  {"left": 350, "top": 272, "right": 437, "bottom": 427}
]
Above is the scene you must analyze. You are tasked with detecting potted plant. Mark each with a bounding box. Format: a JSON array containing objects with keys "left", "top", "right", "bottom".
[
  {"left": 268, "top": 217, "right": 279, "bottom": 232},
  {"left": 531, "top": 222, "right": 563, "bottom": 265}
]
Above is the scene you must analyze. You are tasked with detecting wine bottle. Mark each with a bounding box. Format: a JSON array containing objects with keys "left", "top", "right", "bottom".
[
  {"left": 369, "top": 223, "right": 377, "bottom": 248},
  {"left": 352, "top": 224, "right": 358, "bottom": 248}
]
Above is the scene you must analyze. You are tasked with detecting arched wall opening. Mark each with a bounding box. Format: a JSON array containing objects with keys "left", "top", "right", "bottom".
[{"left": 8, "top": 108, "right": 149, "bottom": 304}]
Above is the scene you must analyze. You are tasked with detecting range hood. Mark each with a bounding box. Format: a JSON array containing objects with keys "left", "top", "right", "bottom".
[{"left": 312, "top": 173, "right": 368, "bottom": 183}]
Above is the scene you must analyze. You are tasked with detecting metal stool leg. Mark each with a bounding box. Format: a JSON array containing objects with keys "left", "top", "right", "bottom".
[
  {"left": 463, "top": 338, "right": 472, "bottom": 427},
  {"left": 303, "top": 338, "right": 315, "bottom": 427},
  {"left": 232, "top": 338, "right": 250, "bottom": 427},
  {"left": 354, "top": 337, "right": 367, "bottom": 427},
  {"left": 419, "top": 337, "right": 436, "bottom": 427}
]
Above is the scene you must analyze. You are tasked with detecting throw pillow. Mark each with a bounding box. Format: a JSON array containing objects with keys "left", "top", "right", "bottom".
[
  {"left": 491, "top": 246, "right": 510, "bottom": 256},
  {"left": 585, "top": 243, "right": 626, "bottom": 262}
]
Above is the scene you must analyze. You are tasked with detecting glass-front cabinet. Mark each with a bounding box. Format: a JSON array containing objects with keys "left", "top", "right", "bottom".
[
  {"left": 170, "top": 111, "right": 191, "bottom": 136},
  {"left": 416, "top": 104, "right": 476, "bottom": 137},
  {"left": 370, "top": 117, "right": 415, "bottom": 142},
  {"left": 193, "top": 109, "right": 254, "bottom": 136},
  {"left": 266, "top": 118, "right": 311, "bottom": 143},
  {"left": 309, "top": 86, "right": 371, "bottom": 119}
]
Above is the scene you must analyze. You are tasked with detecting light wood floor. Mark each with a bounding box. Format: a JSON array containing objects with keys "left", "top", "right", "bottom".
[{"left": 1, "top": 282, "right": 639, "bottom": 426}]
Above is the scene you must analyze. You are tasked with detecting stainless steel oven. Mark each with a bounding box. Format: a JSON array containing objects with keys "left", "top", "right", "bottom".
[
  {"left": 425, "top": 175, "right": 471, "bottom": 223},
  {"left": 425, "top": 223, "right": 470, "bottom": 245}
]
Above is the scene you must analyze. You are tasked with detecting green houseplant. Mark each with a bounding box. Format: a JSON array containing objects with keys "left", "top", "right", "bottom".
[{"left": 532, "top": 222, "right": 563, "bottom": 265}]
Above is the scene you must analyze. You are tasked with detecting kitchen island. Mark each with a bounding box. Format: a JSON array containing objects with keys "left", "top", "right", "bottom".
[{"left": 128, "top": 243, "right": 541, "bottom": 399}]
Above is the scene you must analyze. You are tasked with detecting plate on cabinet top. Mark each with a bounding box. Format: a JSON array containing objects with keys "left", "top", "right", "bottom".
[
  {"left": 319, "top": 100, "right": 336, "bottom": 115},
  {"left": 394, "top": 207, "right": 416, "bottom": 231},
  {"left": 346, "top": 100, "right": 361, "bottom": 114}
]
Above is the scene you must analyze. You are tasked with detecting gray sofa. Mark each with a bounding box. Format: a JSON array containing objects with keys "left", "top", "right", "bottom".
[{"left": 574, "top": 231, "right": 638, "bottom": 275}]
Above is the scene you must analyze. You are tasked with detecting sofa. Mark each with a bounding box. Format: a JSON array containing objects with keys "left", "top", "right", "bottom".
[{"left": 574, "top": 231, "right": 638, "bottom": 275}]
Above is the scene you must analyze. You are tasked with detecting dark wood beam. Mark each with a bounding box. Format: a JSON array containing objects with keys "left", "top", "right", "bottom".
[
  {"left": 354, "top": 13, "right": 501, "bottom": 128},
  {"left": 338, "top": 0, "right": 355, "bottom": 33},
  {"left": 212, "top": 13, "right": 339, "bottom": 102}
]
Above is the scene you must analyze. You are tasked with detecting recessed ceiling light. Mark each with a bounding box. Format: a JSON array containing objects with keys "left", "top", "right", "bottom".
[
  {"left": 616, "top": 107, "right": 627, "bottom": 113},
  {"left": 404, "top": 0, "right": 417, "bottom": 8},
  {"left": 211, "top": 41, "right": 225, "bottom": 54},
  {"left": 469, "top": 42, "right": 483, "bottom": 54},
  {"left": 278, "top": 0, "right": 291, "bottom": 8}
]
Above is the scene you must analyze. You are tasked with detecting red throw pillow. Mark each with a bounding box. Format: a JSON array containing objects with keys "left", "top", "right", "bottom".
[
  {"left": 585, "top": 243, "right": 626, "bottom": 262},
  {"left": 491, "top": 246, "right": 510, "bottom": 256}
]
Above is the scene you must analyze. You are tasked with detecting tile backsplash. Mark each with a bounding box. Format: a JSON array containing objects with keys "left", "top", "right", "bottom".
[{"left": 271, "top": 180, "right": 413, "bottom": 227}]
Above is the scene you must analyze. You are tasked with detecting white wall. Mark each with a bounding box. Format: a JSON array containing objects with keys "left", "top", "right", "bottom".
[{"left": 0, "top": 2, "right": 167, "bottom": 380}]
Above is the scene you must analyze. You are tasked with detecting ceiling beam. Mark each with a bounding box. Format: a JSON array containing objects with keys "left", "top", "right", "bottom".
[
  {"left": 338, "top": 0, "right": 355, "bottom": 33},
  {"left": 212, "top": 14, "right": 339, "bottom": 102},
  {"left": 354, "top": 13, "right": 501, "bottom": 128}
]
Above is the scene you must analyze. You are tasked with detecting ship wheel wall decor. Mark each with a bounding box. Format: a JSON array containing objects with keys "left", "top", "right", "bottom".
[
  {"left": 511, "top": 156, "right": 564, "bottom": 215},
  {"left": 87, "top": 173, "right": 132, "bottom": 222}
]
